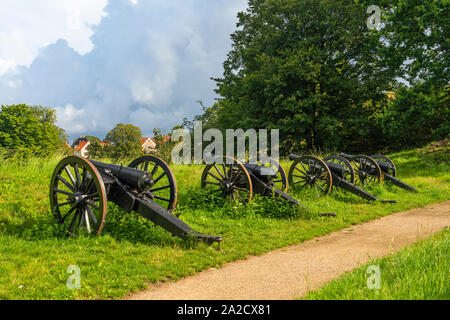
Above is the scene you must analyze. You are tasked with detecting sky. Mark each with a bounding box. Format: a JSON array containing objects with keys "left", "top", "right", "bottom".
[{"left": 0, "top": 0, "right": 248, "bottom": 141}]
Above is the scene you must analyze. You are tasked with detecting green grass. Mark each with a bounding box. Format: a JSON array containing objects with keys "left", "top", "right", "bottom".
[
  {"left": 0, "top": 145, "right": 449, "bottom": 299},
  {"left": 302, "top": 228, "right": 450, "bottom": 300}
]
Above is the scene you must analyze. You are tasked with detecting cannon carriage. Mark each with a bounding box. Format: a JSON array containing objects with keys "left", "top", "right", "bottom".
[
  {"left": 287, "top": 154, "right": 396, "bottom": 203},
  {"left": 200, "top": 155, "right": 307, "bottom": 209},
  {"left": 339, "top": 153, "right": 417, "bottom": 192},
  {"left": 49, "top": 155, "right": 222, "bottom": 245}
]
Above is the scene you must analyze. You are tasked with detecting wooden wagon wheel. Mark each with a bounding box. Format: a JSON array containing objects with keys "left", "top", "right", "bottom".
[
  {"left": 288, "top": 155, "right": 333, "bottom": 196},
  {"left": 323, "top": 155, "right": 356, "bottom": 184},
  {"left": 371, "top": 154, "right": 397, "bottom": 177},
  {"left": 50, "top": 156, "right": 107, "bottom": 236},
  {"left": 248, "top": 155, "right": 288, "bottom": 192},
  {"left": 128, "top": 155, "right": 177, "bottom": 213},
  {"left": 201, "top": 155, "right": 253, "bottom": 204},
  {"left": 351, "top": 155, "right": 383, "bottom": 186}
]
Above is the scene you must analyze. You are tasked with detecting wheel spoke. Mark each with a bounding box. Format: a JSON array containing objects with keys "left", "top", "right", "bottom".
[
  {"left": 316, "top": 183, "right": 326, "bottom": 193},
  {"left": 74, "top": 163, "right": 82, "bottom": 189},
  {"left": 54, "top": 189, "right": 74, "bottom": 197},
  {"left": 154, "top": 196, "right": 170, "bottom": 202},
  {"left": 204, "top": 181, "right": 221, "bottom": 187},
  {"left": 85, "top": 205, "right": 98, "bottom": 225},
  {"left": 68, "top": 209, "right": 80, "bottom": 235},
  {"left": 213, "top": 164, "right": 225, "bottom": 179},
  {"left": 84, "top": 208, "right": 91, "bottom": 233},
  {"left": 83, "top": 178, "right": 94, "bottom": 193},
  {"left": 153, "top": 172, "right": 166, "bottom": 185},
  {"left": 57, "top": 175, "right": 76, "bottom": 192},
  {"left": 86, "top": 200, "right": 99, "bottom": 210},
  {"left": 232, "top": 186, "right": 248, "bottom": 192},
  {"left": 56, "top": 201, "right": 72, "bottom": 208},
  {"left": 64, "top": 166, "right": 76, "bottom": 186},
  {"left": 207, "top": 171, "right": 222, "bottom": 182},
  {"left": 230, "top": 169, "right": 241, "bottom": 184},
  {"left": 150, "top": 185, "right": 171, "bottom": 192},
  {"left": 221, "top": 164, "right": 229, "bottom": 179},
  {"left": 151, "top": 164, "right": 159, "bottom": 176},
  {"left": 61, "top": 206, "right": 77, "bottom": 223}
]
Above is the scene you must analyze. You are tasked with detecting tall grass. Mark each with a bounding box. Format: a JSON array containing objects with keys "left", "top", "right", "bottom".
[
  {"left": 0, "top": 145, "right": 448, "bottom": 299},
  {"left": 302, "top": 228, "right": 449, "bottom": 300}
]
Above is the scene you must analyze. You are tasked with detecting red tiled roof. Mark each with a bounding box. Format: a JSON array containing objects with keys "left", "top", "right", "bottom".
[{"left": 75, "top": 141, "right": 89, "bottom": 151}]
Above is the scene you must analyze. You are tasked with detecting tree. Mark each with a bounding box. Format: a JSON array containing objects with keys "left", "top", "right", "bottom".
[
  {"left": 0, "top": 104, "right": 65, "bottom": 158},
  {"left": 211, "top": 0, "right": 394, "bottom": 153},
  {"left": 381, "top": 84, "right": 450, "bottom": 149},
  {"left": 84, "top": 135, "right": 101, "bottom": 144},
  {"left": 147, "top": 128, "right": 175, "bottom": 163},
  {"left": 381, "top": 0, "right": 449, "bottom": 88},
  {"left": 104, "top": 123, "right": 143, "bottom": 161}
]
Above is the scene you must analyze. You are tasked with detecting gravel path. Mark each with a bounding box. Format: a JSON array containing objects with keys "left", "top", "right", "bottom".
[{"left": 127, "top": 200, "right": 450, "bottom": 300}]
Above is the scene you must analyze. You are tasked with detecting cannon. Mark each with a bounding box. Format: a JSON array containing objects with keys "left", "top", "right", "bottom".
[
  {"left": 287, "top": 154, "right": 396, "bottom": 203},
  {"left": 49, "top": 155, "right": 222, "bottom": 245},
  {"left": 339, "top": 153, "right": 417, "bottom": 192},
  {"left": 200, "top": 155, "right": 308, "bottom": 209}
]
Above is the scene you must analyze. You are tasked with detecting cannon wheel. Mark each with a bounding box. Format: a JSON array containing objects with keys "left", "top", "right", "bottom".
[
  {"left": 50, "top": 156, "right": 107, "bottom": 236},
  {"left": 248, "top": 156, "right": 288, "bottom": 192},
  {"left": 128, "top": 155, "right": 177, "bottom": 213},
  {"left": 371, "top": 154, "right": 397, "bottom": 177},
  {"left": 201, "top": 155, "right": 253, "bottom": 204},
  {"left": 351, "top": 155, "right": 383, "bottom": 186},
  {"left": 288, "top": 155, "right": 332, "bottom": 196},
  {"left": 323, "top": 155, "right": 355, "bottom": 184}
]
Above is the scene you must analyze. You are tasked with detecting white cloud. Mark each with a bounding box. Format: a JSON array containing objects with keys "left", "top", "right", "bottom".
[
  {"left": 0, "top": 59, "right": 17, "bottom": 75},
  {"left": 0, "top": 0, "right": 107, "bottom": 66},
  {"left": 0, "top": 0, "right": 248, "bottom": 139}
]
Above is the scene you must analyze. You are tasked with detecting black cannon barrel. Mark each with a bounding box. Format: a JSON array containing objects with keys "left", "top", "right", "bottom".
[
  {"left": 89, "top": 160, "right": 149, "bottom": 191},
  {"left": 339, "top": 153, "right": 354, "bottom": 160},
  {"left": 289, "top": 154, "right": 302, "bottom": 161},
  {"left": 325, "top": 161, "right": 348, "bottom": 174}
]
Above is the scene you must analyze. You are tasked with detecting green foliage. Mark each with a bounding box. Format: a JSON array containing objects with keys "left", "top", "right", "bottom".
[
  {"left": 146, "top": 128, "right": 175, "bottom": 163},
  {"left": 84, "top": 135, "right": 101, "bottom": 144},
  {"left": 381, "top": 0, "right": 449, "bottom": 88},
  {"left": 86, "top": 141, "right": 107, "bottom": 159},
  {"left": 192, "top": 0, "right": 448, "bottom": 153},
  {"left": 210, "top": 0, "right": 392, "bottom": 153},
  {"left": 0, "top": 104, "right": 66, "bottom": 158},
  {"left": 381, "top": 84, "right": 449, "bottom": 149},
  {"left": 104, "top": 123, "right": 143, "bottom": 161}
]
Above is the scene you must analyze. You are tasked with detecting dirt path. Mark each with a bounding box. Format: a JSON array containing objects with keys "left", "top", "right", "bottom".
[{"left": 127, "top": 201, "right": 450, "bottom": 300}]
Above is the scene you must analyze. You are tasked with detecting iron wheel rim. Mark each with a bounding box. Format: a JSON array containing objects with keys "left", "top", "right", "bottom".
[
  {"left": 128, "top": 155, "right": 178, "bottom": 213},
  {"left": 201, "top": 156, "right": 253, "bottom": 204},
  {"left": 323, "top": 155, "right": 356, "bottom": 184},
  {"left": 371, "top": 154, "right": 397, "bottom": 178},
  {"left": 288, "top": 155, "right": 332, "bottom": 197},
  {"left": 351, "top": 155, "right": 383, "bottom": 186},
  {"left": 50, "top": 156, "right": 107, "bottom": 237}
]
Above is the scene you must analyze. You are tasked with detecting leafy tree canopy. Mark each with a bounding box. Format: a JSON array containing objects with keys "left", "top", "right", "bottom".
[
  {"left": 104, "top": 123, "right": 143, "bottom": 161},
  {"left": 0, "top": 104, "right": 65, "bottom": 158},
  {"left": 211, "top": 0, "right": 394, "bottom": 152}
]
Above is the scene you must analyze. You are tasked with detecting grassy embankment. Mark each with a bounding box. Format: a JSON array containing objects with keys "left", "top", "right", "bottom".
[
  {"left": 0, "top": 144, "right": 448, "bottom": 299},
  {"left": 302, "top": 228, "right": 449, "bottom": 300}
]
